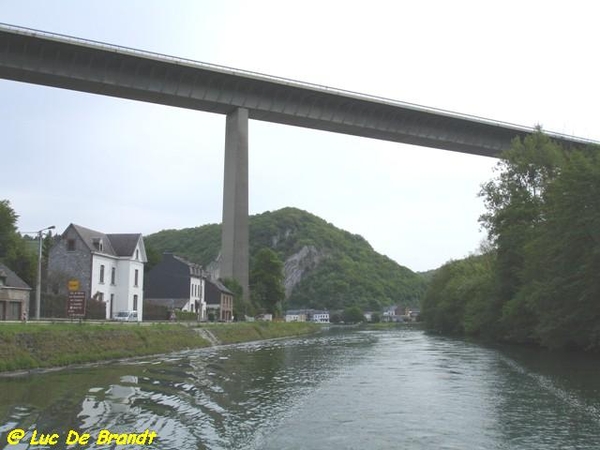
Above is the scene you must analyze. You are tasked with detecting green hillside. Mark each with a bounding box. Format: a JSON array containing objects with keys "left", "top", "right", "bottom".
[{"left": 145, "top": 207, "right": 427, "bottom": 311}]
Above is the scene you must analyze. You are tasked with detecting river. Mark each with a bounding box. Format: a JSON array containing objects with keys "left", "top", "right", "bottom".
[{"left": 1, "top": 327, "right": 600, "bottom": 449}]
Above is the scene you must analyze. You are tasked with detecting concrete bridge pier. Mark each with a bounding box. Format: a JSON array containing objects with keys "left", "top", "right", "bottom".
[{"left": 220, "top": 107, "right": 250, "bottom": 300}]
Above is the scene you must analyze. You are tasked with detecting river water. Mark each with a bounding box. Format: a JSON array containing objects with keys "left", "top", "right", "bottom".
[{"left": 1, "top": 327, "right": 600, "bottom": 449}]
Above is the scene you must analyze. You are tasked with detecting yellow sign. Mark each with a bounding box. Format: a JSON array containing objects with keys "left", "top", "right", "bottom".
[{"left": 68, "top": 279, "right": 80, "bottom": 291}]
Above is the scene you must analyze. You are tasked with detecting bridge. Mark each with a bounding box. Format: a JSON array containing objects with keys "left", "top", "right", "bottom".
[{"left": 1, "top": 23, "right": 596, "bottom": 299}]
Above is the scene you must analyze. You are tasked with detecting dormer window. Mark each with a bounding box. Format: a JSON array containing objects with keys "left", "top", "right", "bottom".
[
  {"left": 0, "top": 270, "right": 6, "bottom": 287},
  {"left": 136, "top": 249, "right": 139, "bottom": 260},
  {"left": 92, "top": 238, "right": 104, "bottom": 252}
]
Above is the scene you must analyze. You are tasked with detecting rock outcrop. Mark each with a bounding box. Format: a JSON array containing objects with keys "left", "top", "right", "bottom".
[{"left": 283, "top": 245, "right": 326, "bottom": 298}]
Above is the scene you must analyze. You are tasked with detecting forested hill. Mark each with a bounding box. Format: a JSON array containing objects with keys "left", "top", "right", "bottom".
[{"left": 145, "top": 207, "right": 427, "bottom": 311}]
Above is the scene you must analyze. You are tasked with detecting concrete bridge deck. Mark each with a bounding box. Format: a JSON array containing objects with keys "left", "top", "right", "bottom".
[{"left": 1, "top": 23, "right": 595, "bottom": 157}]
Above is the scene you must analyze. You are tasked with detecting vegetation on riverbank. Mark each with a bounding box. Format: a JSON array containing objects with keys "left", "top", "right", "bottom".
[
  {"left": 0, "top": 321, "right": 320, "bottom": 373},
  {"left": 422, "top": 131, "right": 600, "bottom": 351}
]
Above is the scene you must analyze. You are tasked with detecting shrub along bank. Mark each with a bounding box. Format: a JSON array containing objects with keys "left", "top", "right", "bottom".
[{"left": 0, "top": 321, "right": 320, "bottom": 373}]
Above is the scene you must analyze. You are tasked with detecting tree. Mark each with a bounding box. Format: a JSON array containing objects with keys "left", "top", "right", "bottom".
[
  {"left": 421, "top": 131, "right": 600, "bottom": 350},
  {"left": 144, "top": 241, "right": 162, "bottom": 273},
  {"left": 329, "top": 311, "right": 342, "bottom": 324},
  {"left": 342, "top": 306, "right": 364, "bottom": 324},
  {"left": 521, "top": 148, "right": 600, "bottom": 349},
  {"left": 478, "top": 131, "right": 564, "bottom": 338},
  {"left": 0, "top": 200, "right": 19, "bottom": 253},
  {"left": 250, "top": 248, "right": 285, "bottom": 317},
  {"left": 0, "top": 200, "right": 36, "bottom": 286},
  {"left": 421, "top": 253, "right": 495, "bottom": 336},
  {"left": 222, "top": 277, "right": 254, "bottom": 320}
]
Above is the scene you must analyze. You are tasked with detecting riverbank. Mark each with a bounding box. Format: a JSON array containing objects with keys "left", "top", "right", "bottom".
[{"left": 0, "top": 321, "right": 320, "bottom": 373}]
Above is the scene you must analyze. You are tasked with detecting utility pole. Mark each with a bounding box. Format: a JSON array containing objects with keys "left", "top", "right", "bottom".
[{"left": 35, "top": 225, "right": 55, "bottom": 320}]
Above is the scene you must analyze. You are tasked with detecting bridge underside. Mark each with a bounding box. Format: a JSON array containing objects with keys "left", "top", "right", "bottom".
[
  {"left": 0, "top": 26, "right": 561, "bottom": 158},
  {"left": 1, "top": 25, "right": 595, "bottom": 301}
]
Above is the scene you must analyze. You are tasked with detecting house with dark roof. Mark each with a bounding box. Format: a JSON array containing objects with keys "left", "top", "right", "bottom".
[
  {"left": 0, "top": 263, "right": 31, "bottom": 320},
  {"left": 144, "top": 253, "right": 206, "bottom": 319},
  {"left": 204, "top": 278, "right": 234, "bottom": 321},
  {"left": 48, "top": 224, "right": 147, "bottom": 320}
]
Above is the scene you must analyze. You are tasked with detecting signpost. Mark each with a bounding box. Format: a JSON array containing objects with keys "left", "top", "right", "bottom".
[
  {"left": 67, "top": 290, "right": 86, "bottom": 317},
  {"left": 68, "top": 279, "right": 80, "bottom": 291}
]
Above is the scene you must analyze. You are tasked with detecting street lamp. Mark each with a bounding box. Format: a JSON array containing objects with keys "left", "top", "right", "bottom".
[{"left": 35, "top": 225, "right": 55, "bottom": 320}]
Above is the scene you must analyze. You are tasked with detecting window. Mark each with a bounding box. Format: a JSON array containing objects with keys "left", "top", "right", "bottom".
[
  {"left": 133, "top": 295, "right": 138, "bottom": 311},
  {"left": 99, "top": 265, "right": 105, "bottom": 283},
  {"left": 111, "top": 267, "right": 116, "bottom": 285},
  {"left": 92, "top": 238, "right": 103, "bottom": 252},
  {"left": 134, "top": 269, "right": 139, "bottom": 287},
  {"left": 67, "top": 239, "right": 76, "bottom": 251},
  {"left": 136, "top": 249, "right": 139, "bottom": 260},
  {"left": 8, "top": 302, "right": 21, "bottom": 321}
]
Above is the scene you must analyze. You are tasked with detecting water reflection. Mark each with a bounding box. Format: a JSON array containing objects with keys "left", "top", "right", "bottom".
[
  {"left": 1, "top": 329, "right": 600, "bottom": 449},
  {"left": 492, "top": 345, "right": 600, "bottom": 449}
]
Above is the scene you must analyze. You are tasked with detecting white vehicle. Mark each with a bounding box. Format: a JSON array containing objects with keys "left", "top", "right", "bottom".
[{"left": 113, "top": 310, "right": 139, "bottom": 322}]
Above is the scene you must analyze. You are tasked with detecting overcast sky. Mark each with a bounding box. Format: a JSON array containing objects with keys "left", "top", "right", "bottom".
[{"left": 2, "top": 1, "right": 599, "bottom": 272}]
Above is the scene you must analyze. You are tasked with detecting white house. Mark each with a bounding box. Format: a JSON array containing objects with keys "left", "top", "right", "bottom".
[
  {"left": 284, "top": 309, "right": 330, "bottom": 323},
  {"left": 48, "top": 224, "right": 147, "bottom": 320},
  {"left": 310, "top": 310, "right": 330, "bottom": 323}
]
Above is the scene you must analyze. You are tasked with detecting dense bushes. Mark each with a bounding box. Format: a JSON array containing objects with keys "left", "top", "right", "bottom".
[{"left": 422, "top": 131, "right": 600, "bottom": 351}]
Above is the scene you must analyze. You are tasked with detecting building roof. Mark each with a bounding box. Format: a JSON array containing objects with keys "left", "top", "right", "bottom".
[
  {"left": 145, "top": 298, "right": 190, "bottom": 309},
  {"left": 70, "top": 224, "right": 115, "bottom": 254},
  {"left": 285, "top": 310, "right": 306, "bottom": 316},
  {"left": 205, "top": 278, "right": 233, "bottom": 295},
  {"left": 68, "top": 224, "right": 143, "bottom": 259},
  {"left": 285, "top": 309, "right": 329, "bottom": 316},
  {"left": 169, "top": 253, "right": 203, "bottom": 276},
  {"left": 107, "top": 233, "right": 141, "bottom": 257},
  {"left": 0, "top": 263, "right": 31, "bottom": 290}
]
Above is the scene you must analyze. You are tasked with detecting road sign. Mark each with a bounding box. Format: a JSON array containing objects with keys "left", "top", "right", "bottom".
[{"left": 67, "top": 290, "right": 86, "bottom": 316}]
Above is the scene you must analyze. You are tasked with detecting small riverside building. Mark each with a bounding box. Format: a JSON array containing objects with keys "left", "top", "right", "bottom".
[
  {"left": 284, "top": 310, "right": 307, "bottom": 322},
  {"left": 204, "top": 278, "right": 234, "bottom": 322},
  {"left": 284, "top": 309, "right": 330, "bottom": 323},
  {"left": 0, "top": 263, "right": 31, "bottom": 320}
]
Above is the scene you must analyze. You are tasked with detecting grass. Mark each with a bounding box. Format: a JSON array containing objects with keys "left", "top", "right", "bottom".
[
  {"left": 0, "top": 321, "right": 321, "bottom": 373},
  {"left": 0, "top": 323, "right": 209, "bottom": 372},
  {"left": 205, "top": 321, "right": 320, "bottom": 344}
]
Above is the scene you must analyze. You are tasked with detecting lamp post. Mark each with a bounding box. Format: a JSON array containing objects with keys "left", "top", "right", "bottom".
[{"left": 35, "top": 225, "right": 55, "bottom": 320}]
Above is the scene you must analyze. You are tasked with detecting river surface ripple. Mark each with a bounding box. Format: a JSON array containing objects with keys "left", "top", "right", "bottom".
[{"left": 1, "top": 328, "right": 600, "bottom": 449}]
